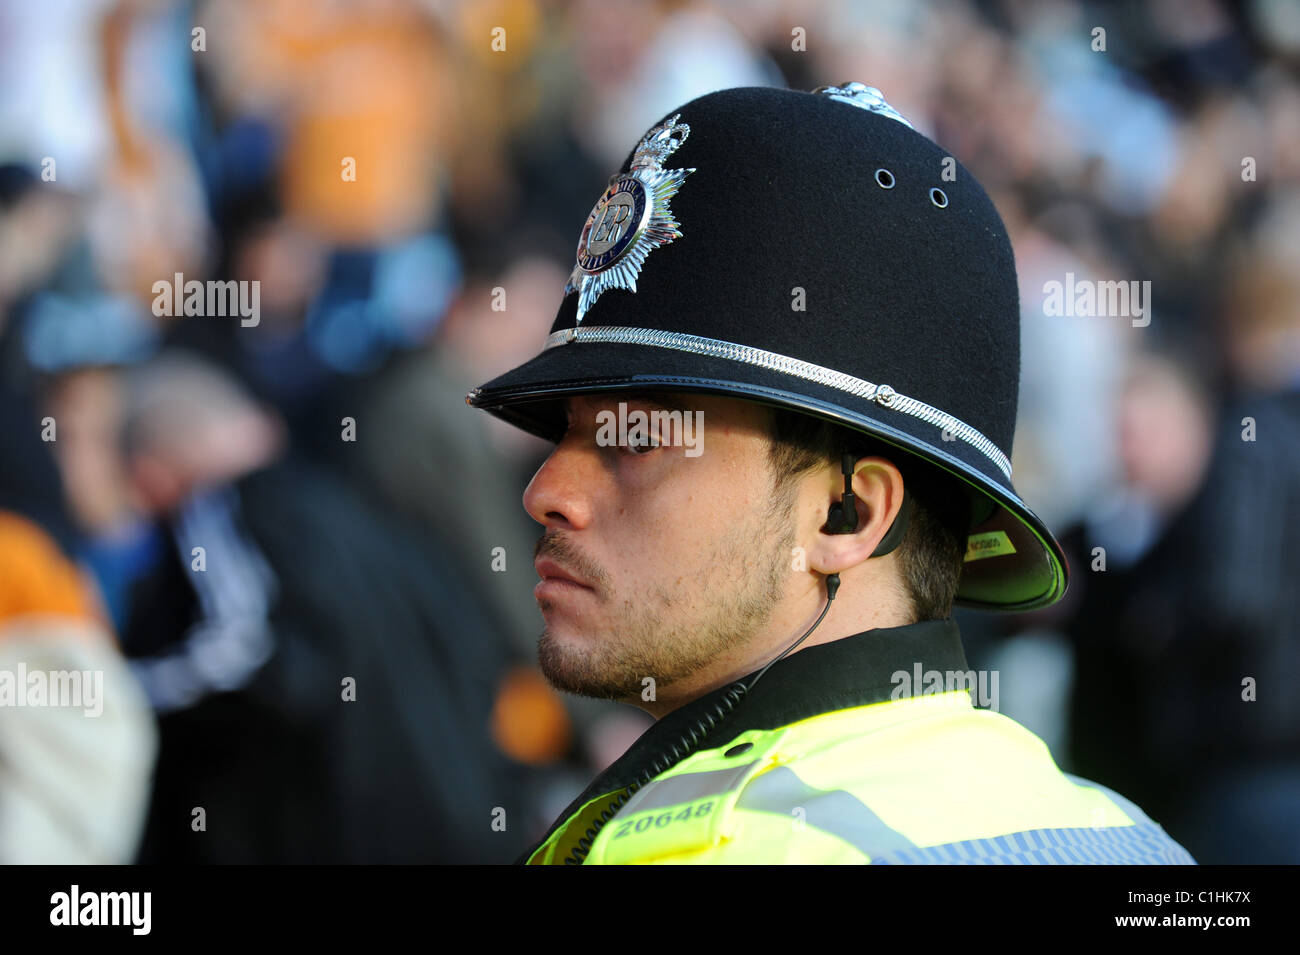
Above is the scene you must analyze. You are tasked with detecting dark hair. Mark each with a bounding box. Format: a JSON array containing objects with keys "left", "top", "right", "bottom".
[{"left": 766, "top": 407, "right": 971, "bottom": 621}]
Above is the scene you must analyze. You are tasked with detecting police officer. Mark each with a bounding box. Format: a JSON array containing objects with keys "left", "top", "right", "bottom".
[{"left": 467, "top": 83, "right": 1195, "bottom": 864}]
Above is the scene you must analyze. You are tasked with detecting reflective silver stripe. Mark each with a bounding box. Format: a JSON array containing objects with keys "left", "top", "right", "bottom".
[
  {"left": 868, "top": 823, "right": 1197, "bottom": 865},
  {"left": 736, "top": 766, "right": 916, "bottom": 856},
  {"left": 620, "top": 762, "right": 759, "bottom": 815},
  {"left": 543, "top": 325, "right": 1013, "bottom": 480}
]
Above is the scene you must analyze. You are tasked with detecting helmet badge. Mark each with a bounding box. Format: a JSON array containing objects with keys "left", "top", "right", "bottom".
[
  {"left": 812, "top": 83, "right": 915, "bottom": 129},
  {"left": 565, "top": 114, "right": 696, "bottom": 324}
]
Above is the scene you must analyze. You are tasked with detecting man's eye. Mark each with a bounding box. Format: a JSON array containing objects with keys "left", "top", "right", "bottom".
[{"left": 625, "top": 433, "right": 661, "bottom": 455}]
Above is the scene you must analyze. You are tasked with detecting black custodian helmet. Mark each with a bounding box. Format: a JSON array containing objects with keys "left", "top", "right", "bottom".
[{"left": 467, "top": 83, "right": 1068, "bottom": 612}]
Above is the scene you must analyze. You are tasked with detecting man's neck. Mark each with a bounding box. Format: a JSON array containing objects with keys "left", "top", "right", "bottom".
[{"left": 629, "top": 595, "right": 915, "bottom": 719}]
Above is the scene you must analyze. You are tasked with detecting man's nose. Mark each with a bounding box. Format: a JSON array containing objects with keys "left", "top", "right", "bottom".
[{"left": 522, "top": 440, "right": 598, "bottom": 530}]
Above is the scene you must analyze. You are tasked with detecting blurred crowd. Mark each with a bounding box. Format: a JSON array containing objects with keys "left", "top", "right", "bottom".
[{"left": 0, "top": 0, "right": 1297, "bottom": 863}]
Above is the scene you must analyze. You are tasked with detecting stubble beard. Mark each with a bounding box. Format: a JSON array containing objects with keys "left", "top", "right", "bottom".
[{"left": 536, "top": 481, "right": 798, "bottom": 702}]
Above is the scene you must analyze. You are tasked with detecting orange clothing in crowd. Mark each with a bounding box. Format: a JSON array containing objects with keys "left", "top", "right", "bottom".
[{"left": 0, "top": 510, "right": 94, "bottom": 626}]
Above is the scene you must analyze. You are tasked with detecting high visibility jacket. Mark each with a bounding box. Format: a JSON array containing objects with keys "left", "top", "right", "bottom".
[{"left": 520, "top": 620, "right": 1196, "bottom": 864}]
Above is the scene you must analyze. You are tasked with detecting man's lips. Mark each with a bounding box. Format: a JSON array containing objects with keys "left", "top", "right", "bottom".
[{"left": 534, "top": 557, "right": 595, "bottom": 591}]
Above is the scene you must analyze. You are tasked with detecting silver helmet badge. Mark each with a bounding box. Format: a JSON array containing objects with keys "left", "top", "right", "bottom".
[{"left": 564, "top": 114, "right": 695, "bottom": 324}]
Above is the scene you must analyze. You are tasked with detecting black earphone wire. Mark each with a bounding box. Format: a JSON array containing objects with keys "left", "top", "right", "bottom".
[{"left": 742, "top": 572, "right": 840, "bottom": 692}]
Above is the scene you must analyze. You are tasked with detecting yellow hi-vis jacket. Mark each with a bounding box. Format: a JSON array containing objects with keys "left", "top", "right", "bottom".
[{"left": 520, "top": 620, "right": 1196, "bottom": 865}]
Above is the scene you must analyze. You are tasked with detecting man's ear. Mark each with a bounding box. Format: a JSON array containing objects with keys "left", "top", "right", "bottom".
[{"left": 807, "top": 457, "right": 906, "bottom": 576}]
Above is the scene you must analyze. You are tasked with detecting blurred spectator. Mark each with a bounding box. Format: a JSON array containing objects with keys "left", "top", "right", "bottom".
[
  {"left": 0, "top": 510, "right": 156, "bottom": 863},
  {"left": 117, "top": 350, "right": 535, "bottom": 861},
  {"left": 1059, "top": 336, "right": 1300, "bottom": 862}
]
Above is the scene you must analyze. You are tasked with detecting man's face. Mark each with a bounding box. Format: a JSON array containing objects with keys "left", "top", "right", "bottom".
[{"left": 523, "top": 392, "right": 797, "bottom": 703}]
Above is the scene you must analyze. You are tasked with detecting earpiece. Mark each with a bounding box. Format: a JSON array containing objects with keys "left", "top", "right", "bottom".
[
  {"left": 824, "top": 451, "right": 910, "bottom": 557},
  {"left": 824, "top": 452, "right": 859, "bottom": 533}
]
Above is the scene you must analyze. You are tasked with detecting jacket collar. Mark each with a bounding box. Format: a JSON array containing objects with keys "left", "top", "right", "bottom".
[{"left": 522, "top": 618, "right": 969, "bottom": 862}]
